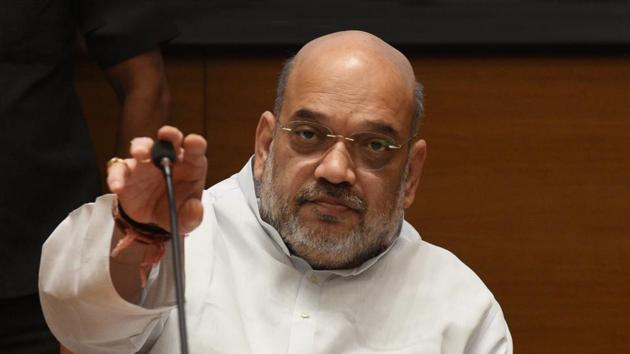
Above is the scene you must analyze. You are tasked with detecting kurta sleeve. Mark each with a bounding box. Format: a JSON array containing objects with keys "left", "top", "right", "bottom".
[{"left": 39, "top": 194, "right": 176, "bottom": 354}]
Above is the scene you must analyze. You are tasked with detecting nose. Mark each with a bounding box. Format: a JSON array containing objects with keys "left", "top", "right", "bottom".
[{"left": 313, "top": 141, "right": 357, "bottom": 185}]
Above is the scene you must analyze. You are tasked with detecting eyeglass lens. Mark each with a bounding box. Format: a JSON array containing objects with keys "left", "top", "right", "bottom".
[{"left": 281, "top": 121, "right": 401, "bottom": 170}]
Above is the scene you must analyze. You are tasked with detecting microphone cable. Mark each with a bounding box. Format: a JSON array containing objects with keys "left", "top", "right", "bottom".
[{"left": 151, "top": 140, "right": 189, "bottom": 354}]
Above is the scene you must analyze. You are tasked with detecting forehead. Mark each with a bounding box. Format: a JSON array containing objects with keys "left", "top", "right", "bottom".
[{"left": 282, "top": 53, "right": 415, "bottom": 136}]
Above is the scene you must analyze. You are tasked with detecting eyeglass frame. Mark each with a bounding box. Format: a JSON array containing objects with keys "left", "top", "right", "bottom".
[{"left": 274, "top": 119, "right": 416, "bottom": 171}]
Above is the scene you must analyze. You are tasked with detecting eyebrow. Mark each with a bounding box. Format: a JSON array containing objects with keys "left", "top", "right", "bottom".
[
  {"left": 289, "top": 108, "right": 402, "bottom": 139},
  {"left": 290, "top": 108, "right": 327, "bottom": 123},
  {"left": 361, "top": 120, "right": 400, "bottom": 139}
]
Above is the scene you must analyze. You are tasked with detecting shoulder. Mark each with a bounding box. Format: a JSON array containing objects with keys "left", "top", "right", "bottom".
[
  {"left": 386, "top": 223, "right": 512, "bottom": 351},
  {"left": 202, "top": 173, "right": 243, "bottom": 204},
  {"left": 397, "top": 221, "right": 492, "bottom": 295},
  {"left": 389, "top": 222, "right": 501, "bottom": 320}
]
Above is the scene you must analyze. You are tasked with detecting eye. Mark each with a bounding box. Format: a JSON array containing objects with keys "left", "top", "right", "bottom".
[
  {"left": 366, "top": 138, "right": 390, "bottom": 152},
  {"left": 285, "top": 122, "right": 328, "bottom": 148},
  {"left": 295, "top": 128, "right": 317, "bottom": 140}
]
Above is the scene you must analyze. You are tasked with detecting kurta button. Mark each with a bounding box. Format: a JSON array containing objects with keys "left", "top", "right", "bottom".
[
  {"left": 308, "top": 274, "right": 319, "bottom": 284},
  {"left": 301, "top": 312, "right": 310, "bottom": 319}
]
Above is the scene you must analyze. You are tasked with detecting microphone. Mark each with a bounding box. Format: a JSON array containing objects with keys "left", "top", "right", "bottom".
[
  {"left": 151, "top": 139, "right": 177, "bottom": 167},
  {"left": 151, "top": 140, "right": 189, "bottom": 354}
]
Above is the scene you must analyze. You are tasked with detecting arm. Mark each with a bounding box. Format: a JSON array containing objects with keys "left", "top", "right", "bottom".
[
  {"left": 106, "top": 48, "right": 171, "bottom": 156},
  {"left": 39, "top": 195, "right": 174, "bottom": 354},
  {"left": 77, "top": 0, "right": 178, "bottom": 157},
  {"left": 41, "top": 127, "right": 207, "bottom": 352}
]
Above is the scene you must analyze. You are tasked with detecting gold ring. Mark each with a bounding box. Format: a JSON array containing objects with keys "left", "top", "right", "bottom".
[
  {"left": 138, "top": 158, "right": 152, "bottom": 163},
  {"left": 107, "top": 157, "right": 126, "bottom": 168}
]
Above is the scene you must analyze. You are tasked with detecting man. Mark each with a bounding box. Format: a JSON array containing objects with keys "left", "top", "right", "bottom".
[
  {"left": 40, "top": 31, "right": 512, "bottom": 353},
  {"left": 0, "top": 0, "right": 176, "bottom": 352}
]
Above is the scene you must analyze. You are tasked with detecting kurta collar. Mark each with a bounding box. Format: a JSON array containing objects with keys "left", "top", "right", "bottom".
[{"left": 236, "top": 157, "right": 400, "bottom": 277}]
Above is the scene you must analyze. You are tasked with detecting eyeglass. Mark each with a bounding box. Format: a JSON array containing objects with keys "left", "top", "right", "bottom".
[{"left": 278, "top": 120, "right": 411, "bottom": 171}]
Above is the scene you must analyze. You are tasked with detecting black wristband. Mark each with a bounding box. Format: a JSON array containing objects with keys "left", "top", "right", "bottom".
[{"left": 117, "top": 202, "right": 171, "bottom": 237}]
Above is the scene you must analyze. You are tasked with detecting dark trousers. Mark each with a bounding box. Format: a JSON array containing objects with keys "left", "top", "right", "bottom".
[{"left": 0, "top": 293, "right": 59, "bottom": 354}]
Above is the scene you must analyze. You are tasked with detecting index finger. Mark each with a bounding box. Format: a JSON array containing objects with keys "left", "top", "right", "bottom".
[{"left": 106, "top": 158, "right": 131, "bottom": 193}]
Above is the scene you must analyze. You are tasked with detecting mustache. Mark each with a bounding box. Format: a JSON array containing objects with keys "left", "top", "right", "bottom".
[{"left": 296, "top": 181, "right": 367, "bottom": 214}]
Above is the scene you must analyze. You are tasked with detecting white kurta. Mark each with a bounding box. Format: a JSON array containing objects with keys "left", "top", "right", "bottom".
[{"left": 39, "top": 159, "right": 512, "bottom": 354}]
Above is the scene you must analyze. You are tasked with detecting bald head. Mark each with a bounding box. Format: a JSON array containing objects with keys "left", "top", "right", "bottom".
[
  {"left": 297, "top": 31, "right": 415, "bottom": 85},
  {"left": 274, "top": 30, "right": 423, "bottom": 135}
]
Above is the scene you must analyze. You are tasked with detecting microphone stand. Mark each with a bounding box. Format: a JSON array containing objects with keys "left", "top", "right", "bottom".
[{"left": 153, "top": 141, "right": 189, "bottom": 354}]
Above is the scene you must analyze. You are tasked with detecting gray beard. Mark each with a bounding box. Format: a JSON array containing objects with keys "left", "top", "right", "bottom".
[{"left": 259, "top": 149, "right": 406, "bottom": 270}]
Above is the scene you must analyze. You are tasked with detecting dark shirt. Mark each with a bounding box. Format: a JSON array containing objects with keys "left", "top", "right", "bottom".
[{"left": 0, "top": 0, "right": 177, "bottom": 298}]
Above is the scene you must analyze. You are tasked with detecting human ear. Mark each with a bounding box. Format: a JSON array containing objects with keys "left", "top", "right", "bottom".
[
  {"left": 254, "top": 111, "right": 276, "bottom": 180},
  {"left": 403, "top": 139, "right": 427, "bottom": 208}
]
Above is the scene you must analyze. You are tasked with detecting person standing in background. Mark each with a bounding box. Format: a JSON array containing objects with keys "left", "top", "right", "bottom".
[{"left": 0, "top": 0, "right": 178, "bottom": 352}]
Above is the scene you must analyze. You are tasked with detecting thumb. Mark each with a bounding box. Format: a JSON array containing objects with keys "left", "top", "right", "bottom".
[{"left": 177, "top": 198, "right": 204, "bottom": 234}]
